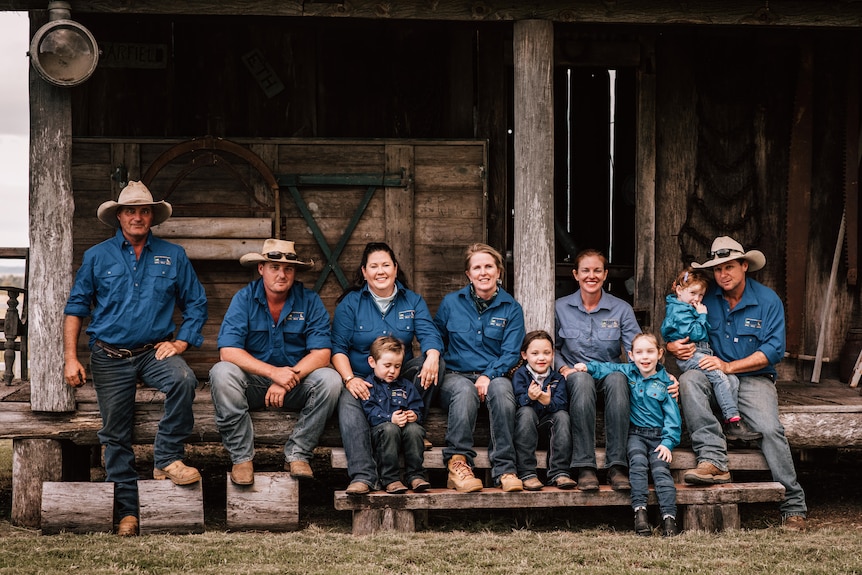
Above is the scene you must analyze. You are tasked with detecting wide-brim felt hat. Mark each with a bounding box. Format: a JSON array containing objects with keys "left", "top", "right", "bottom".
[
  {"left": 691, "top": 236, "right": 766, "bottom": 272},
  {"left": 240, "top": 238, "right": 314, "bottom": 268},
  {"left": 97, "top": 181, "right": 172, "bottom": 227}
]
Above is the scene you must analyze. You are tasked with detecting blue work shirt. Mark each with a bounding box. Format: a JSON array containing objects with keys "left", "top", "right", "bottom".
[
  {"left": 703, "top": 278, "right": 785, "bottom": 378},
  {"left": 660, "top": 294, "right": 710, "bottom": 344},
  {"left": 434, "top": 285, "right": 525, "bottom": 380},
  {"left": 362, "top": 374, "right": 425, "bottom": 427},
  {"left": 217, "top": 278, "right": 331, "bottom": 367},
  {"left": 64, "top": 229, "right": 207, "bottom": 349},
  {"left": 332, "top": 281, "right": 443, "bottom": 377},
  {"left": 585, "top": 361, "right": 681, "bottom": 451},
  {"left": 511, "top": 364, "right": 568, "bottom": 418},
  {"left": 554, "top": 289, "right": 641, "bottom": 369}
]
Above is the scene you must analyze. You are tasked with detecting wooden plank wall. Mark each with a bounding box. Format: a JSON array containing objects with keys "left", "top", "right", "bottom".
[{"left": 70, "top": 138, "right": 486, "bottom": 379}]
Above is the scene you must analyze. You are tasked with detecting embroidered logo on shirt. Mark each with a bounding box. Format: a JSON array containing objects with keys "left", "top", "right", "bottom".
[
  {"left": 744, "top": 317, "right": 762, "bottom": 329},
  {"left": 287, "top": 311, "right": 305, "bottom": 321},
  {"left": 153, "top": 255, "right": 172, "bottom": 265},
  {"left": 489, "top": 317, "right": 508, "bottom": 328},
  {"left": 600, "top": 319, "right": 620, "bottom": 328},
  {"left": 398, "top": 310, "right": 416, "bottom": 320}
]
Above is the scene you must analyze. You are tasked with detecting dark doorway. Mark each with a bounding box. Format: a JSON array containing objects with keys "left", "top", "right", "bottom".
[{"left": 554, "top": 66, "right": 636, "bottom": 300}]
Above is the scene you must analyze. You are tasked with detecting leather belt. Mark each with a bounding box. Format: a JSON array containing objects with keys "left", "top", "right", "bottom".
[{"left": 95, "top": 339, "right": 166, "bottom": 359}]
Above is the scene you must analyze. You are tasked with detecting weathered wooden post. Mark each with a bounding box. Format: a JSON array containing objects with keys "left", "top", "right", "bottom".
[
  {"left": 513, "top": 20, "right": 555, "bottom": 333},
  {"left": 29, "top": 8, "right": 76, "bottom": 413},
  {"left": 2, "top": 287, "right": 22, "bottom": 384},
  {"left": 13, "top": 8, "right": 77, "bottom": 528}
]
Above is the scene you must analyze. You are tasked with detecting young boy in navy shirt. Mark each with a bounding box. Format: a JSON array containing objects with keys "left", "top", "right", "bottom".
[{"left": 362, "top": 336, "right": 431, "bottom": 493}]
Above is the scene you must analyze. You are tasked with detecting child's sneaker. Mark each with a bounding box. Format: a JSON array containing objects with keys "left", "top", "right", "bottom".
[{"left": 724, "top": 418, "right": 762, "bottom": 442}]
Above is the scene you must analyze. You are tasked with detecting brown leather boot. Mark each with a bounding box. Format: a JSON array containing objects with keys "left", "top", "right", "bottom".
[
  {"left": 117, "top": 515, "right": 138, "bottom": 537},
  {"left": 683, "top": 461, "right": 731, "bottom": 484},
  {"left": 153, "top": 460, "right": 201, "bottom": 485},
  {"left": 230, "top": 461, "right": 254, "bottom": 485},
  {"left": 446, "top": 455, "right": 483, "bottom": 492}
]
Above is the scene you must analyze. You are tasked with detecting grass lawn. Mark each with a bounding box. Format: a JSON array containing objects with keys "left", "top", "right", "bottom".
[{"left": 1, "top": 440, "right": 861, "bottom": 575}]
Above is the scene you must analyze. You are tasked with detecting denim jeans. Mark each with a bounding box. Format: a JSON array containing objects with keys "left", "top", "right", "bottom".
[
  {"left": 679, "top": 370, "right": 807, "bottom": 516},
  {"left": 90, "top": 346, "right": 197, "bottom": 519},
  {"left": 628, "top": 426, "right": 676, "bottom": 517},
  {"left": 566, "top": 370, "right": 630, "bottom": 470},
  {"left": 676, "top": 342, "right": 741, "bottom": 420},
  {"left": 337, "top": 352, "right": 441, "bottom": 490},
  {"left": 209, "top": 361, "right": 341, "bottom": 464},
  {"left": 439, "top": 371, "right": 517, "bottom": 481},
  {"left": 371, "top": 421, "right": 427, "bottom": 486},
  {"left": 514, "top": 407, "right": 572, "bottom": 482}
]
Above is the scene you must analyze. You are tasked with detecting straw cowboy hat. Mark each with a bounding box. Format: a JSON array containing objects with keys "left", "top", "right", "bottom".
[
  {"left": 240, "top": 239, "right": 314, "bottom": 268},
  {"left": 97, "top": 181, "right": 172, "bottom": 227},
  {"left": 691, "top": 236, "right": 766, "bottom": 272}
]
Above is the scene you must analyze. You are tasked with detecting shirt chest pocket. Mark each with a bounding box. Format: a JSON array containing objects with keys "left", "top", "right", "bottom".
[
  {"left": 94, "top": 261, "right": 126, "bottom": 300},
  {"left": 645, "top": 381, "right": 668, "bottom": 402},
  {"left": 247, "top": 320, "right": 271, "bottom": 355},
  {"left": 446, "top": 316, "right": 472, "bottom": 334},
  {"left": 282, "top": 316, "right": 305, "bottom": 335},
  {"left": 595, "top": 318, "right": 621, "bottom": 342},
  {"left": 147, "top": 263, "right": 178, "bottom": 305}
]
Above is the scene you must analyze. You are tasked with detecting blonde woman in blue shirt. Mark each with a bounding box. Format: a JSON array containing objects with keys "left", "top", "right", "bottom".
[{"left": 435, "top": 243, "right": 525, "bottom": 493}]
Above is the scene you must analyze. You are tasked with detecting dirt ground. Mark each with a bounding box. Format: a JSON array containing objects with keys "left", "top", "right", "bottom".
[{"left": 1, "top": 445, "right": 860, "bottom": 533}]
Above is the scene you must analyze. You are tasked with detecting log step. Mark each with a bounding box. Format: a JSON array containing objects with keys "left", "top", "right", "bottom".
[
  {"left": 226, "top": 472, "right": 299, "bottom": 532},
  {"left": 41, "top": 482, "right": 114, "bottom": 535},
  {"left": 139, "top": 480, "right": 205, "bottom": 535}
]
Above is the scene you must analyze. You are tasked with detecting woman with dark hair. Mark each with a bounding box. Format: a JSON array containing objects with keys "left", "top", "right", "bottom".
[
  {"left": 434, "top": 243, "right": 525, "bottom": 493},
  {"left": 333, "top": 242, "right": 444, "bottom": 494},
  {"left": 554, "top": 248, "right": 641, "bottom": 492}
]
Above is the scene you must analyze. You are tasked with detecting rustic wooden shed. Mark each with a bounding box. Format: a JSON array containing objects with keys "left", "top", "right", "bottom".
[{"left": 3, "top": 0, "right": 862, "bottom": 529}]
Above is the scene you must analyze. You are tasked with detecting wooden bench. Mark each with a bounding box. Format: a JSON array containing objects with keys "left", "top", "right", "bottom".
[{"left": 330, "top": 447, "right": 785, "bottom": 535}]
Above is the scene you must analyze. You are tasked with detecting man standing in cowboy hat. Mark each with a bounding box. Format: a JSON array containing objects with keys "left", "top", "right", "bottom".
[
  {"left": 64, "top": 181, "right": 208, "bottom": 537},
  {"left": 209, "top": 239, "right": 341, "bottom": 485},
  {"left": 666, "top": 235, "right": 808, "bottom": 530}
]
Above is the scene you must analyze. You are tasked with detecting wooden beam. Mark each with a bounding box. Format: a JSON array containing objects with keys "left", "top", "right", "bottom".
[
  {"left": 4, "top": 1, "right": 862, "bottom": 28},
  {"left": 634, "top": 36, "right": 657, "bottom": 330},
  {"left": 513, "top": 20, "right": 554, "bottom": 334},
  {"left": 384, "top": 144, "right": 415, "bottom": 286},
  {"left": 28, "top": 11, "right": 75, "bottom": 413}
]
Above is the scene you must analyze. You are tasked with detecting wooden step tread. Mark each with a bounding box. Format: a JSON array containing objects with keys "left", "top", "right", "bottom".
[
  {"left": 328, "top": 447, "right": 770, "bottom": 471},
  {"left": 334, "top": 481, "right": 786, "bottom": 511}
]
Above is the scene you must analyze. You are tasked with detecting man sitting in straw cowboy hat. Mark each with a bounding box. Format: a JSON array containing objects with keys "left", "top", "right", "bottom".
[
  {"left": 64, "top": 181, "right": 208, "bottom": 537},
  {"left": 666, "top": 235, "right": 808, "bottom": 531},
  {"left": 209, "top": 239, "right": 341, "bottom": 486}
]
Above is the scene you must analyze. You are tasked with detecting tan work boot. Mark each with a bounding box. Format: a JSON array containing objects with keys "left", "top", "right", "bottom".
[
  {"left": 287, "top": 460, "right": 314, "bottom": 479},
  {"left": 230, "top": 461, "right": 254, "bottom": 485},
  {"left": 446, "top": 454, "right": 483, "bottom": 492},
  {"left": 346, "top": 481, "right": 370, "bottom": 495},
  {"left": 153, "top": 460, "right": 201, "bottom": 485},
  {"left": 683, "top": 461, "right": 731, "bottom": 484},
  {"left": 499, "top": 473, "right": 523, "bottom": 492},
  {"left": 117, "top": 515, "right": 138, "bottom": 537},
  {"left": 522, "top": 477, "right": 544, "bottom": 491}
]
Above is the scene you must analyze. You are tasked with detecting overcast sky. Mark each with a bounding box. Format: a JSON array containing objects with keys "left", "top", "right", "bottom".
[{"left": 0, "top": 12, "right": 29, "bottom": 250}]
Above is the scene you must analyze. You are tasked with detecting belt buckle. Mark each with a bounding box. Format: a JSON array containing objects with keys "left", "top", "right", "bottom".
[{"left": 117, "top": 348, "right": 133, "bottom": 358}]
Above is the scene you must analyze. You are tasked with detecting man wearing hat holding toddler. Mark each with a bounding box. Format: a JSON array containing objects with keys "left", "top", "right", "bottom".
[
  {"left": 64, "top": 181, "right": 208, "bottom": 537},
  {"left": 666, "top": 235, "right": 807, "bottom": 530},
  {"left": 209, "top": 239, "right": 341, "bottom": 486}
]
